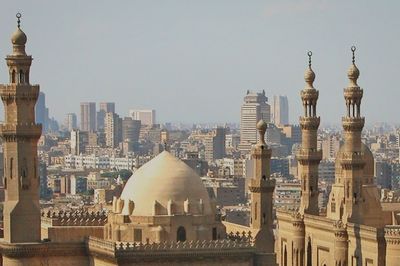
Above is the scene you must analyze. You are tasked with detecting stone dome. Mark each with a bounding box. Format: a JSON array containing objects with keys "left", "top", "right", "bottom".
[
  {"left": 304, "top": 68, "right": 315, "bottom": 88},
  {"left": 11, "top": 28, "right": 27, "bottom": 45},
  {"left": 120, "top": 151, "right": 213, "bottom": 216}
]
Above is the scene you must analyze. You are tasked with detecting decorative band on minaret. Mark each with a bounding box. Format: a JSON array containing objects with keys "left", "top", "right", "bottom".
[
  {"left": 297, "top": 51, "right": 322, "bottom": 215},
  {"left": 0, "top": 13, "right": 42, "bottom": 243}
]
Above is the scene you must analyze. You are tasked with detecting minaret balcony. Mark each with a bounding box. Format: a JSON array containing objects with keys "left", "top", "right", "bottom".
[
  {"left": 0, "top": 123, "right": 42, "bottom": 141},
  {"left": 300, "top": 89, "right": 319, "bottom": 101},
  {"left": 296, "top": 149, "right": 322, "bottom": 163},
  {"left": 344, "top": 87, "right": 363, "bottom": 99},
  {"left": 342, "top": 117, "right": 364, "bottom": 131},
  {"left": 339, "top": 151, "right": 365, "bottom": 169},
  {"left": 249, "top": 178, "right": 276, "bottom": 193},
  {"left": 299, "top": 117, "right": 320, "bottom": 130},
  {"left": 0, "top": 84, "right": 39, "bottom": 102}
]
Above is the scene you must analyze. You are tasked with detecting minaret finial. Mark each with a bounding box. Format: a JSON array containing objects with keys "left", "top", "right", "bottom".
[
  {"left": 304, "top": 50, "right": 315, "bottom": 88},
  {"left": 351, "top": 46, "right": 356, "bottom": 64},
  {"left": 256, "top": 120, "right": 267, "bottom": 145},
  {"left": 16, "top": 13, "right": 21, "bottom": 29},
  {"left": 308, "top": 51, "right": 312, "bottom": 68}
]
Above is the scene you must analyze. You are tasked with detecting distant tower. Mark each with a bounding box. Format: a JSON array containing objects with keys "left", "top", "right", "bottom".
[
  {"left": 239, "top": 90, "right": 271, "bottom": 152},
  {"left": 80, "top": 102, "right": 96, "bottom": 131},
  {"left": 271, "top": 95, "right": 289, "bottom": 126},
  {"left": 248, "top": 120, "right": 275, "bottom": 253},
  {"left": 297, "top": 52, "right": 322, "bottom": 215},
  {"left": 0, "top": 13, "right": 42, "bottom": 243}
]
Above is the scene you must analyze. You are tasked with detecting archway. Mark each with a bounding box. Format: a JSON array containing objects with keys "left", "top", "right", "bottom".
[
  {"left": 177, "top": 226, "right": 186, "bottom": 242},
  {"left": 307, "top": 238, "right": 312, "bottom": 266}
]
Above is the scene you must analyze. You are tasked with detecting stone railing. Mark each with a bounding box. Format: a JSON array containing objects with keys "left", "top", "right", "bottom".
[
  {"left": 381, "top": 197, "right": 400, "bottom": 203},
  {"left": 41, "top": 210, "right": 107, "bottom": 226},
  {"left": 87, "top": 236, "right": 253, "bottom": 257},
  {"left": 384, "top": 226, "right": 400, "bottom": 245}
]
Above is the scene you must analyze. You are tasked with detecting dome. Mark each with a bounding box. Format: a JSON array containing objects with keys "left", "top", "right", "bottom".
[
  {"left": 304, "top": 68, "right": 315, "bottom": 88},
  {"left": 11, "top": 28, "right": 27, "bottom": 45},
  {"left": 120, "top": 151, "right": 213, "bottom": 216},
  {"left": 347, "top": 63, "right": 360, "bottom": 85},
  {"left": 256, "top": 119, "right": 267, "bottom": 131}
]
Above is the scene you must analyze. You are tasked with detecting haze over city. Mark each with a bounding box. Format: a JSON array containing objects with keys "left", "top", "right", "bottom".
[{"left": 0, "top": 0, "right": 399, "bottom": 124}]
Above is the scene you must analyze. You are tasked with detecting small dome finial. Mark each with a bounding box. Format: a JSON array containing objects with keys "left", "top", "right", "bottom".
[
  {"left": 304, "top": 51, "right": 315, "bottom": 89},
  {"left": 347, "top": 46, "right": 360, "bottom": 86},
  {"left": 16, "top": 13, "right": 21, "bottom": 29},
  {"left": 256, "top": 120, "right": 267, "bottom": 145}
]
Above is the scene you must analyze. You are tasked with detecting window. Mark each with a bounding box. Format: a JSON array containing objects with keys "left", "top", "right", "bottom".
[
  {"left": 177, "top": 226, "right": 186, "bottom": 242},
  {"left": 212, "top": 227, "right": 217, "bottom": 240},
  {"left": 134, "top": 229, "right": 142, "bottom": 242},
  {"left": 331, "top": 202, "right": 336, "bottom": 213}
]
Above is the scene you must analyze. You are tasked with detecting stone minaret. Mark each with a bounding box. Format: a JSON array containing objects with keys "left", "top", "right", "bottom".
[
  {"left": 297, "top": 51, "right": 322, "bottom": 215},
  {"left": 338, "top": 47, "right": 366, "bottom": 223},
  {"left": 249, "top": 120, "right": 275, "bottom": 253},
  {"left": 0, "top": 14, "right": 42, "bottom": 243}
]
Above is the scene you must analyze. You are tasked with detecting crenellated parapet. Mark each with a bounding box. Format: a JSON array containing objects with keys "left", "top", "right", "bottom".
[
  {"left": 41, "top": 210, "right": 108, "bottom": 226},
  {"left": 88, "top": 236, "right": 254, "bottom": 258},
  {"left": 384, "top": 226, "right": 400, "bottom": 245}
]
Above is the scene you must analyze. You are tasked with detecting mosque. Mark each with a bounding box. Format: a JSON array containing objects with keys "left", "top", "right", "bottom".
[{"left": 0, "top": 14, "right": 399, "bottom": 266}]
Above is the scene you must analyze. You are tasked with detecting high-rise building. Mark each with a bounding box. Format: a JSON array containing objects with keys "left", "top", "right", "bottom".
[
  {"left": 35, "top": 91, "right": 48, "bottom": 131},
  {"left": 104, "top": 112, "right": 122, "bottom": 148},
  {"left": 321, "top": 135, "right": 341, "bottom": 160},
  {"left": 65, "top": 113, "right": 77, "bottom": 131},
  {"left": 271, "top": 95, "right": 289, "bottom": 126},
  {"left": 70, "top": 129, "right": 89, "bottom": 155},
  {"left": 239, "top": 90, "right": 270, "bottom": 152},
  {"left": 122, "top": 117, "right": 141, "bottom": 142},
  {"left": 204, "top": 127, "right": 226, "bottom": 162},
  {"left": 129, "top": 109, "right": 156, "bottom": 126},
  {"left": 80, "top": 102, "right": 96, "bottom": 131},
  {"left": 97, "top": 102, "right": 115, "bottom": 131},
  {"left": 0, "top": 19, "right": 42, "bottom": 242}
]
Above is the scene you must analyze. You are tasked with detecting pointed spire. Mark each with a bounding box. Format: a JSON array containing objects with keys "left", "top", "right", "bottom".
[
  {"left": 304, "top": 51, "right": 315, "bottom": 89},
  {"left": 347, "top": 46, "right": 360, "bottom": 86},
  {"left": 256, "top": 120, "right": 267, "bottom": 145}
]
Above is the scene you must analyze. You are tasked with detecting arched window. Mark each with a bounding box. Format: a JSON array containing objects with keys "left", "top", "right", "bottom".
[
  {"left": 19, "top": 70, "right": 25, "bottom": 84},
  {"left": 177, "top": 226, "right": 186, "bottom": 242},
  {"left": 11, "top": 70, "right": 16, "bottom": 83},
  {"left": 307, "top": 239, "right": 312, "bottom": 266},
  {"left": 10, "top": 158, "right": 13, "bottom": 179},
  {"left": 284, "top": 245, "right": 288, "bottom": 266},
  {"left": 254, "top": 202, "right": 257, "bottom": 220}
]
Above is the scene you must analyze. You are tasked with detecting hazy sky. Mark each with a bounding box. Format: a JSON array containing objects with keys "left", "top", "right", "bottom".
[{"left": 0, "top": 1, "right": 399, "bottom": 125}]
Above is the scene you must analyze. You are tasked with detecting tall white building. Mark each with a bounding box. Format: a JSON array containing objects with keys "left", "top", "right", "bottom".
[
  {"left": 239, "top": 90, "right": 270, "bottom": 152},
  {"left": 271, "top": 95, "right": 289, "bottom": 126},
  {"left": 129, "top": 109, "right": 155, "bottom": 126},
  {"left": 104, "top": 112, "right": 122, "bottom": 148},
  {"left": 65, "top": 113, "right": 77, "bottom": 131}
]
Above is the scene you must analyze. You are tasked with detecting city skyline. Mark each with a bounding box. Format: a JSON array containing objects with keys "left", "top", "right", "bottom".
[{"left": 0, "top": 1, "right": 399, "bottom": 125}]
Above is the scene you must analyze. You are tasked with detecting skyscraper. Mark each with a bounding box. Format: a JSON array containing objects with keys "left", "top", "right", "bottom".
[
  {"left": 80, "top": 102, "right": 96, "bottom": 131},
  {"left": 97, "top": 102, "right": 115, "bottom": 131},
  {"left": 239, "top": 90, "right": 270, "bottom": 152},
  {"left": 122, "top": 117, "right": 141, "bottom": 143},
  {"left": 65, "top": 113, "right": 77, "bottom": 131},
  {"left": 104, "top": 112, "right": 122, "bottom": 148},
  {"left": 129, "top": 109, "right": 156, "bottom": 126},
  {"left": 204, "top": 127, "right": 226, "bottom": 162},
  {"left": 271, "top": 95, "right": 289, "bottom": 126}
]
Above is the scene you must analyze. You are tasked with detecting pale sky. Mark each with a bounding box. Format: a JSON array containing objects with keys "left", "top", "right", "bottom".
[{"left": 0, "top": 1, "right": 399, "bottom": 125}]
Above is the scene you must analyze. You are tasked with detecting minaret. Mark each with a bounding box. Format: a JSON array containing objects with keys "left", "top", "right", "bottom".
[
  {"left": 249, "top": 120, "right": 275, "bottom": 253},
  {"left": 0, "top": 13, "right": 42, "bottom": 243},
  {"left": 339, "top": 46, "right": 366, "bottom": 223},
  {"left": 297, "top": 51, "right": 322, "bottom": 215}
]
